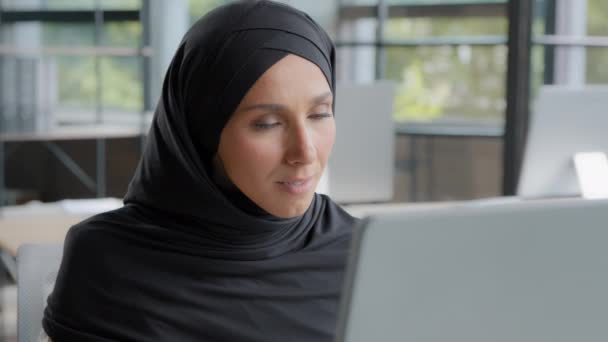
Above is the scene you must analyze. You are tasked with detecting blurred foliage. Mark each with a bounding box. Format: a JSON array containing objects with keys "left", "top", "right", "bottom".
[
  {"left": 587, "top": 0, "right": 608, "bottom": 36},
  {"left": 586, "top": 0, "right": 608, "bottom": 83},
  {"left": 392, "top": 60, "right": 450, "bottom": 121},
  {"left": 44, "top": 21, "right": 143, "bottom": 111},
  {"left": 384, "top": 16, "right": 508, "bottom": 122},
  {"left": 40, "top": 0, "right": 221, "bottom": 112},
  {"left": 189, "top": 0, "right": 225, "bottom": 24},
  {"left": 385, "top": 16, "right": 506, "bottom": 39},
  {"left": 55, "top": 56, "right": 142, "bottom": 111}
]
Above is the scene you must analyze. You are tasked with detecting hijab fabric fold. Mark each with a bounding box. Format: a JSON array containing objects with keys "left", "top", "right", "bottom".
[{"left": 43, "top": 1, "right": 357, "bottom": 341}]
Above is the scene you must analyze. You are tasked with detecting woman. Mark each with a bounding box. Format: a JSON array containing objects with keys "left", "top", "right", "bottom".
[{"left": 41, "top": 1, "right": 357, "bottom": 341}]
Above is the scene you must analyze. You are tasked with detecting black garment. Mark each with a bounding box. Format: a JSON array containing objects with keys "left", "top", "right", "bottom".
[{"left": 42, "top": 1, "right": 357, "bottom": 341}]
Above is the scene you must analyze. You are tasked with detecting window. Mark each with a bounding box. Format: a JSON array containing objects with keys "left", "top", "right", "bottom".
[
  {"left": 336, "top": 1, "right": 507, "bottom": 201},
  {"left": 0, "top": 3, "right": 145, "bottom": 128}
]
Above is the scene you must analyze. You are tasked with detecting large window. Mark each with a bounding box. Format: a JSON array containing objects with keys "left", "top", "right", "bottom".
[
  {"left": 3, "top": 0, "right": 606, "bottom": 203},
  {"left": 335, "top": 1, "right": 508, "bottom": 201},
  {"left": 337, "top": 1, "right": 508, "bottom": 124},
  {"left": 532, "top": 0, "right": 608, "bottom": 88},
  {"left": 0, "top": 0, "right": 145, "bottom": 130}
]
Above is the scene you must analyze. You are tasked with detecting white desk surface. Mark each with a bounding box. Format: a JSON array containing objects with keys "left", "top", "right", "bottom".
[
  {"left": 0, "top": 196, "right": 527, "bottom": 256},
  {"left": 0, "top": 198, "right": 122, "bottom": 255}
]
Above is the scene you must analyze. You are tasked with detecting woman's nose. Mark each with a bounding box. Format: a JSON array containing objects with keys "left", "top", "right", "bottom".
[{"left": 285, "top": 123, "right": 316, "bottom": 166}]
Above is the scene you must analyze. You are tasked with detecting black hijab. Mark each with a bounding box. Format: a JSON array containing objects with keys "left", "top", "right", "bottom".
[{"left": 42, "top": 1, "right": 357, "bottom": 341}]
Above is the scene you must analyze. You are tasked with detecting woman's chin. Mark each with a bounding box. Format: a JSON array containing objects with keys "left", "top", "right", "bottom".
[{"left": 265, "top": 195, "right": 315, "bottom": 218}]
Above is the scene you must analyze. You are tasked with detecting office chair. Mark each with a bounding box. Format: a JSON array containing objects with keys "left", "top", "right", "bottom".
[{"left": 17, "top": 244, "right": 63, "bottom": 342}]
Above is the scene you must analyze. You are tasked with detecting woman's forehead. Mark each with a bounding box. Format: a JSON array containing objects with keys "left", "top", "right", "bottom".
[{"left": 242, "top": 55, "right": 331, "bottom": 100}]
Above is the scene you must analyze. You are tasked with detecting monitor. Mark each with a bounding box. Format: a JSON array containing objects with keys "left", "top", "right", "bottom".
[
  {"left": 318, "top": 81, "right": 396, "bottom": 203},
  {"left": 517, "top": 85, "right": 608, "bottom": 198},
  {"left": 336, "top": 198, "right": 608, "bottom": 342}
]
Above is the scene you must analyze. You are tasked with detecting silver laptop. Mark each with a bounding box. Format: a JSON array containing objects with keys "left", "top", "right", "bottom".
[{"left": 336, "top": 198, "right": 608, "bottom": 342}]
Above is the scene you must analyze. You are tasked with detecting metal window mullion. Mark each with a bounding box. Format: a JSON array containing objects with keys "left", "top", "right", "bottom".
[
  {"left": 543, "top": 0, "right": 556, "bottom": 84},
  {"left": 503, "top": 0, "right": 533, "bottom": 195},
  {"left": 375, "top": 0, "right": 387, "bottom": 80},
  {"left": 0, "top": 10, "right": 140, "bottom": 23},
  {"left": 94, "top": 0, "right": 103, "bottom": 124},
  {"left": 0, "top": 9, "right": 5, "bottom": 210},
  {"left": 139, "top": 0, "right": 150, "bottom": 154},
  {"left": 96, "top": 137, "right": 106, "bottom": 197},
  {"left": 0, "top": 140, "right": 4, "bottom": 210},
  {"left": 94, "top": 0, "right": 106, "bottom": 197},
  {"left": 43, "top": 141, "right": 97, "bottom": 192}
]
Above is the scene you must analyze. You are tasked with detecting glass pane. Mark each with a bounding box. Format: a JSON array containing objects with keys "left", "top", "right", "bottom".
[
  {"left": 385, "top": 16, "right": 507, "bottom": 38},
  {"left": 529, "top": 45, "right": 547, "bottom": 99},
  {"left": 278, "top": 0, "right": 340, "bottom": 37},
  {"left": 338, "top": 17, "right": 377, "bottom": 41},
  {"left": 1, "top": 0, "right": 140, "bottom": 10},
  {"left": 531, "top": 0, "right": 550, "bottom": 38},
  {"left": 52, "top": 56, "right": 142, "bottom": 124},
  {"left": 103, "top": 22, "right": 142, "bottom": 47},
  {"left": 385, "top": 45, "right": 507, "bottom": 123},
  {"left": 0, "top": 0, "right": 94, "bottom": 10},
  {"left": 0, "top": 56, "right": 43, "bottom": 132},
  {"left": 188, "top": 0, "right": 225, "bottom": 24},
  {"left": 339, "top": 0, "right": 377, "bottom": 5},
  {"left": 587, "top": 48, "right": 608, "bottom": 83},
  {"left": 54, "top": 55, "right": 97, "bottom": 123},
  {"left": 99, "top": 0, "right": 140, "bottom": 10},
  {"left": 532, "top": 45, "right": 608, "bottom": 88},
  {"left": 336, "top": 46, "right": 377, "bottom": 83},
  {"left": 43, "top": 23, "right": 95, "bottom": 46},
  {"left": 534, "top": 0, "right": 608, "bottom": 37},
  {"left": 100, "top": 56, "right": 142, "bottom": 115},
  {"left": 588, "top": 0, "right": 608, "bottom": 35},
  {"left": 44, "top": 0, "right": 95, "bottom": 9}
]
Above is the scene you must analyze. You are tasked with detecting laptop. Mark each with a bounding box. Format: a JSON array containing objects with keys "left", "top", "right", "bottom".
[{"left": 335, "top": 198, "right": 608, "bottom": 342}]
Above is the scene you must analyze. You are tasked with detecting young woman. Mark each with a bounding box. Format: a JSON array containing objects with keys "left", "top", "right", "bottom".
[{"left": 41, "top": 1, "right": 357, "bottom": 341}]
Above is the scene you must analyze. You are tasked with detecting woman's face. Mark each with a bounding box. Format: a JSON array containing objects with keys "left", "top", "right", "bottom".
[{"left": 217, "top": 54, "right": 335, "bottom": 218}]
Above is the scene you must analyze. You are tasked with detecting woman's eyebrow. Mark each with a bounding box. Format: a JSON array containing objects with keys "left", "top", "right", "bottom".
[
  {"left": 240, "top": 103, "right": 286, "bottom": 113},
  {"left": 240, "top": 91, "right": 333, "bottom": 113}
]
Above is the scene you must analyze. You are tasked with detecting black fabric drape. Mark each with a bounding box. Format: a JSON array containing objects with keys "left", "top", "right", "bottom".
[{"left": 43, "top": 1, "right": 357, "bottom": 341}]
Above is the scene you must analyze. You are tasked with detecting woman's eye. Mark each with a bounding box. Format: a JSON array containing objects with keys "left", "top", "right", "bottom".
[
  {"left": 309, "top": 113, "right": 332, "bottom": 120},
  {"left": 253, "top": 121, "right": 281, "bottom": 130}
]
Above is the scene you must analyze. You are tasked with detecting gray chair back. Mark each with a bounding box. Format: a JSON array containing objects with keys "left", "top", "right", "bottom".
[{"left": 17, "top": 244, "right": 63, "bottom": 342}]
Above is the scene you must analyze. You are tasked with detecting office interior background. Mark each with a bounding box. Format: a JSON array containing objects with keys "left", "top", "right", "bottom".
[{"left": 0, "top": 0, "right": 607, "bottom": 340}]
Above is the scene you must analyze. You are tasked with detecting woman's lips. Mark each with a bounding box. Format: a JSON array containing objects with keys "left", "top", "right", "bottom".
[{"left": 276, "top": 177, "right": 314, "bottom": 194}]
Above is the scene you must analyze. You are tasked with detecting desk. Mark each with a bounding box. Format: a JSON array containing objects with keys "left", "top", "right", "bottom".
[
  {"left": 0, "top": 215, "right": 83, "bottom": 256},
  {"left": 0, "top": 199, "right": 464, "bottom": 255},
  {"left": 0, "top": 198, "right": 122, "bottom": 255},
  {"left": 0, "top": 196, "right": 524, "bottom": 282},
  {"left": 0, "top": 198, "right": 121, "bottom": 281},
  {"left": 0, "top": 214, "right": 82, "bottom": 281}
]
